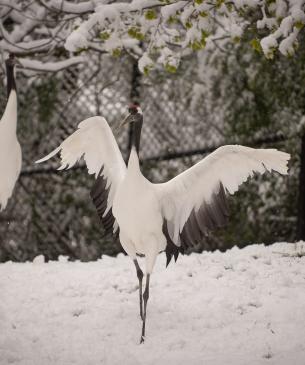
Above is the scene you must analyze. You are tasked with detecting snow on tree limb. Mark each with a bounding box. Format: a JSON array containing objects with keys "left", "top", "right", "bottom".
[
  {"left": 48, "top": 0, "right": 96, "bottom": 14},
  {"left": 19, "top": 56, "right": 85, "bottom": 73},
  {"left": 0, "top": 0, "right": 304, "bottom": 73},
  {"left": 63, "top": 0, "right": 305, "bottom": 69}
]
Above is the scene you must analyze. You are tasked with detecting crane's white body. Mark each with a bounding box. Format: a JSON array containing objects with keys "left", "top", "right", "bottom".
[
  {"left": 113, "top": 148, "right": 166, "bottom": 273},
  {"left": 0, "top": 90, "right": 22, "bottom": 210},
  {"left": 36, "top": 116, "right": 290, "bottom": 274}
]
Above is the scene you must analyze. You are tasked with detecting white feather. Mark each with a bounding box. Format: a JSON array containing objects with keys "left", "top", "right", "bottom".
[
  {"left": 36, "top": 116, "right": 126, "bottom": 216},
  {"left": 0, "top": 90, "right": 22, "bottom": 211},
  {"left": 35, "top": 147, "right": 61, "bottom": 164},
  {"left": 155, "top": 145, "right": 290, "bottom": 245}
]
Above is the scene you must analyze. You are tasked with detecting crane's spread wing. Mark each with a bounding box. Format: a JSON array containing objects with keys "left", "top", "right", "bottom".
[
  {"left": 0, "top": 90, "right": 21, "bottom": 211},
  {"left": 155, "top": 145, "right": 290, "bottom": 265},
  {"left": 36, "top": 116, "right": 126, "bottom": 234}
]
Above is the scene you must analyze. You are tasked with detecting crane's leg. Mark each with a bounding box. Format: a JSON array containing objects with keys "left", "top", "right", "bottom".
[
  {"left": 140, "top": 274, "right": 150, "bottom": 344},
  {"left": 133, "top": 259, "right": 144, "bottom": 320}
]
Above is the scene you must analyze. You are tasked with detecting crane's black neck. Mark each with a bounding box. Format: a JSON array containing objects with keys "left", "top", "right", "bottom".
[
  {"left": 129, "top": 114, "right": 143, "bottom": 155},
  {"left": 5, "top": 60, "right": 16, "bottom": 99}
]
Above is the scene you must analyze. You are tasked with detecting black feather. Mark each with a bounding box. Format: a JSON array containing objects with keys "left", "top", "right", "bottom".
[
  {"left": 90, "top": 173, "right": 117, "bottom": 237},
  {"left": 163, "top": 182, "right": 230, "bottom": 266}
]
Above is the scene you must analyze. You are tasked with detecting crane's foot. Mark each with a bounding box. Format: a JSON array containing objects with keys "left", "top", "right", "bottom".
[{"left": 140, "top": 335, "right": 145, "bottom": 344}]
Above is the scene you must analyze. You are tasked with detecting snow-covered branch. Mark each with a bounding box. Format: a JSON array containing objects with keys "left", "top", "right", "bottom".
[
  {"left": 62, "top": 0, "right": 305, "bottom": 71},
  {"left": 47, "top": 0, "right": 97, "bottom": 14},
  {"left": 0, "top": 0, "right": 81, "bottom": 72},
  {"left": 1, "top": 0, "right": 304, "bottom": 73},
  {"left": 19, "top": 56, "right": 85, "bottom": 73}
]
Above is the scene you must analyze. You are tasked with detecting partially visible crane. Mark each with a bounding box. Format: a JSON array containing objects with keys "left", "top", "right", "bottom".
[
  {"left": 0, "top": 54, "right": 22, "bottom": 211},
  {"left": 36, "top": 104, "right": 290, "bottom": 343}
]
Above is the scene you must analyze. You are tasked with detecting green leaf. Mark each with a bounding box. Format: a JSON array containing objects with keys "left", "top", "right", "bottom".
[
  {"left": 145, "top": 9, "right": 157, "bottom": 20},
  {"left": 295, "top": 21, "right": 304, "bottom": 29},
  {"left": 188, "top": 31, "right": 209, "bottom": 51},
  {"left": 199, "top": 11, "right": 208, "bottom": 17},
  {"left": 250, "top": 38, "right": 262, "bottom": 53},
  {"left": 127, "top": 27, "right": 145, "bottom": 41},
  {"left": 200, "top": 38, "right": 207, "bottom": 47},
  {"left": 266, "top": 48, "right": 276, "bottom": 59},
  {"left": 195, "top": 0, "right": 203, "bottom": 4},
  {"left": 112, "top": 48, "right": 122, "bottom": 57},
  {"left": 165, "top": 63, "right": 177, "bottom": 73},
  {"left": 99, "top": 31, "right": 110, "bottom": 41},
  {"left": 226, "top": 3, "right": 233, "bottom": 12},
  {"left": 128, "top": 28, "right": 136, "bottom": 38},
  {"left": 75, "top": 47, "right": 88, "bottom": 55},
  {"left": 143, "top": 66, "right": 152, "bottom": 76},
  {"left": 216, "top": 0, "right": 224, "bottom": 8},
  {"left": 167, "top": 15, "right": 179, "bottom": 24},
  {"left": 201, "top": 30, "right": 209, "bottom": 38},
  {"left": 189, "top": 39, "right": 206, "bottom": 50}
]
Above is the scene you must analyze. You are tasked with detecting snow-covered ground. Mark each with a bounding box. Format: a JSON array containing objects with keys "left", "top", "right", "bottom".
[{"left": 1, "top": 242, "right": 305, "bottom": 365}]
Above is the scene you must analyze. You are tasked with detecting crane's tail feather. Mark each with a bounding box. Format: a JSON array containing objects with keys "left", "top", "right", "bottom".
[{"left": 35, "top": 146, "right": 61, "bottom": 164}]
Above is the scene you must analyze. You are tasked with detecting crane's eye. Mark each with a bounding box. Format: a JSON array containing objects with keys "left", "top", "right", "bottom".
[{"left": 128, "top": 105, "right": 138, "bottom": 114}]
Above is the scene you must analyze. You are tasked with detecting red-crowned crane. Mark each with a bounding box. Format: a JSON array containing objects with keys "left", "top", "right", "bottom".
[
  {"left": 0, "top": 54, "right": 21, "bottom": 211},
  {"left": 36, "top": 104, "right": 290, "bottom": 343}
]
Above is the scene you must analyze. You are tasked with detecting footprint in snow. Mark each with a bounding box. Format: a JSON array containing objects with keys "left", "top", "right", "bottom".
[{"left": 72, "top": 308, "right": 85, "bottom": 317}]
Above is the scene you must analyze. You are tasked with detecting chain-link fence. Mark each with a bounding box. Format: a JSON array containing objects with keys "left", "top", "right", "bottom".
[{"left": 0, "top": 53, "right": 295, "bottom": 262}]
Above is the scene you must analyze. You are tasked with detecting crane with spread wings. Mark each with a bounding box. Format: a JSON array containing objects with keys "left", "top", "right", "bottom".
[{"left": 36, "top": 104, "right": 290, "bottom": 343}]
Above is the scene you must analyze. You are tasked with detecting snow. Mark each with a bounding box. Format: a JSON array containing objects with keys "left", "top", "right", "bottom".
[
  {"left": 1, "top": 242, "right": 305, "bottom": 364},
  {"left": 161, "top": 1, "right": 187, "bottom": 21},
  {"left": 2, "top": 0, "right": 305, "bottom": 73},
  {"left": 279, "top": 29, "right": 299, "bottom": 56},
  {"left": 138, "top": 52, "right": 154, "bottom": 73},
  {"left": 50, "top": 0, "right": 95, "bottom": 14},
  {"left": 260, "top": 35, "right": 278, "bottom": 57},
  {"left": 19, "top": 57, "right": 85, "bottom": 73}
]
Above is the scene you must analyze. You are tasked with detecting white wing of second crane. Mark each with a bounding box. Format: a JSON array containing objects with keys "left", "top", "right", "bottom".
[{"left": 36, "top": 116, "right": 126, "bottom": 233}]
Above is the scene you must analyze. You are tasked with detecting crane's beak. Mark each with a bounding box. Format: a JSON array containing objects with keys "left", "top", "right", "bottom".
[
  {"left": 14, "top": 58, "right": 22, "bottom": 67},
  {"left": 115, "top": 113, "right": 134, "bottom": 132},
  {"left": 13, "top": 57, "right": 24, "bottom": 69}
]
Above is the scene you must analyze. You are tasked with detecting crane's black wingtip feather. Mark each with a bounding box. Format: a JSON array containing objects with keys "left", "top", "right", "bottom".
[
  {"left": 163, "top": 221, "right": 185, "bottom": 267},
  {"left": 166, "top": 255, "right": 172, "bottom": 267},
  {"left": 91, "top": 172, "right": 117, "bottom": 237}
]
